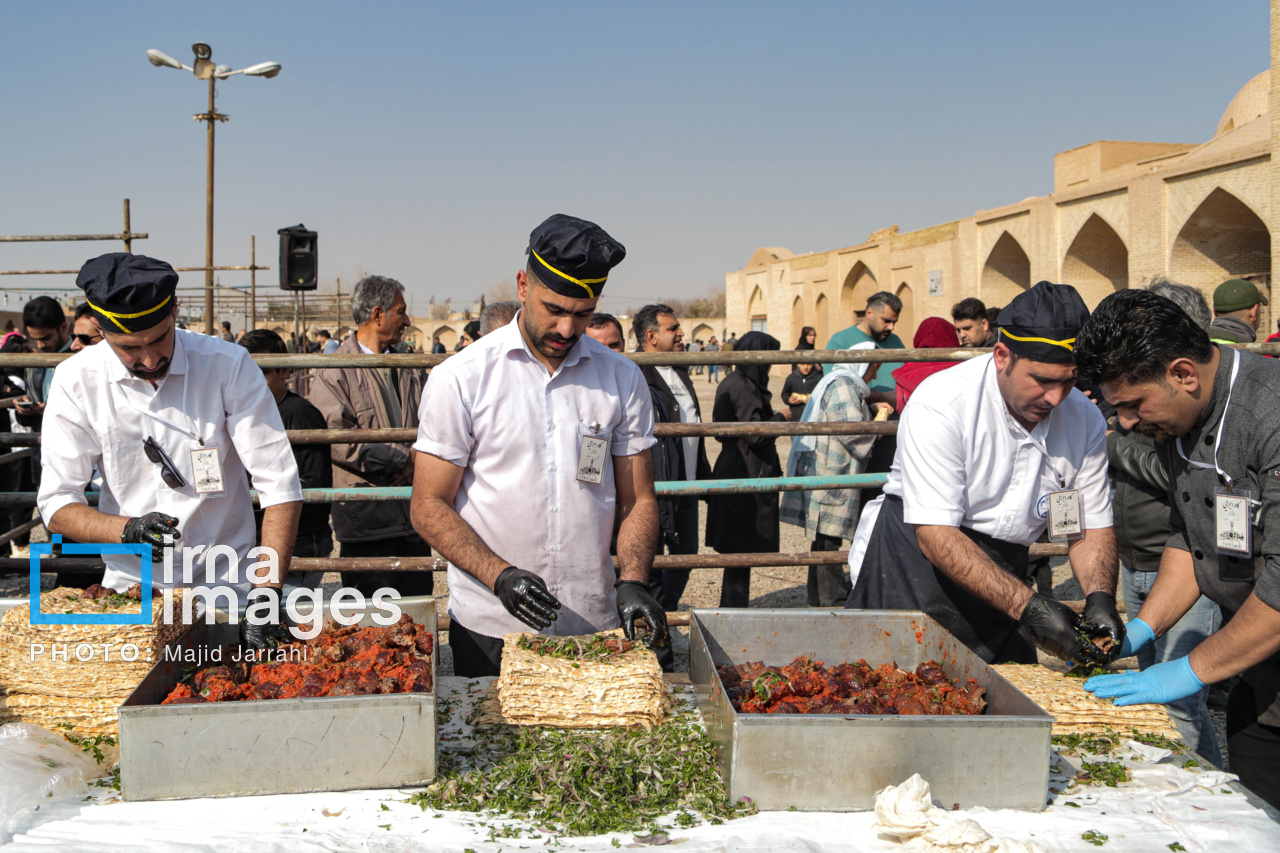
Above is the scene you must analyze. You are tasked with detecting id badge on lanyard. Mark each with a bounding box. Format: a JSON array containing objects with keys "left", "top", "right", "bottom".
[
  {"left": 1047, "top": 488, "right": 1083, "bottom": 542},
  {"left": 576, "top": 435, "right": 608, "bottom": 484},
  {"left": 190, "top": 446, "right": 226, "bottom": 497},
  {"left": 1214, "top": 486, "right": 1254, "bottom": 557}
]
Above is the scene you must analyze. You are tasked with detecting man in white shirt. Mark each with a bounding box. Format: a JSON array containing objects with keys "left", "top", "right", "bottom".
[
  {"left": 411, "top": 214, "right": 667, "bottom": 676},
  {"left": 38, "top": 253, "right": 304, "bottom": 650},
  {"left": 633, "top": 303, "right": 709, "bottom": 612},
  {"left": 847, "top": 281, "right": 1123, "bottom": 665}
]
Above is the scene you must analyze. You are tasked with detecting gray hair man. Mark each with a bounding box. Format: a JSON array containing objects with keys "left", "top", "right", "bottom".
[
  {"left": 310, "top": 275, "right": 434, "bottom": 598},
  {"left": 480, "top": 300, "right": 521, "bottom": 336}
]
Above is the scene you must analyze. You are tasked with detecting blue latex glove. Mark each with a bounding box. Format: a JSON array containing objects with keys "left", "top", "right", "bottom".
[
  {"left": 1083, "top": 656, "right": 1204, "bottom": 706},
  {"left": 1119, "top": 617, "right": 1156, "bottom": 659}
]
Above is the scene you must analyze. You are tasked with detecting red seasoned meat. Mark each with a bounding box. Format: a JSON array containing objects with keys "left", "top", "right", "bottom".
[{"left": 782, "top": 656, "right": 824, "bottom": 680}]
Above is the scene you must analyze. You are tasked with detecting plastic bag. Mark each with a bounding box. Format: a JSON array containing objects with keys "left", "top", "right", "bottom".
[{"left": 0, "top": 722, "right": 101, "bottom": 843}]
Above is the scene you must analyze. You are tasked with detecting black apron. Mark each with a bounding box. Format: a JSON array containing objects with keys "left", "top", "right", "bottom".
[{"left": 847, "top": 494, "right": 1038, "bottom": 664}]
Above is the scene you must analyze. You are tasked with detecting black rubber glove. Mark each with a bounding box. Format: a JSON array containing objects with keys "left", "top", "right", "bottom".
[
  {"left": 240, "top": 587, "right": 292, "bottom": 653},
  {"left": 120, "top": 512, "right": 181, "bottom": 549},
  {"left": 615, "top": 580, "right": 669, "bottom": 650},
  {"left": 1079, "top": 591, "right": 1126, "bottom": 665},
  {"left": 1020, "top": 593, "right": 1101, "bottom": 665},
  {"left": 494, "top": 567, "right": 561, "bottom": 630}
]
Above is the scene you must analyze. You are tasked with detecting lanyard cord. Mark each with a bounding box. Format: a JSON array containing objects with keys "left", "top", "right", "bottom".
[{"left": 1176, "top": 347, "right": 1240, "bottom": 487}]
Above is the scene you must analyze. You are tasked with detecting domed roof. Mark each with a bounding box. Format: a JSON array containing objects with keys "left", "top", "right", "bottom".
[{"left": 1215, "top": 69, "right": 1269, "bottom": 137}]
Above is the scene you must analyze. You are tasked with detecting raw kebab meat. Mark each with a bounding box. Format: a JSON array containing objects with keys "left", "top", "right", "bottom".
[
  {"left": 162, "top": 614, "right": 433, "bottom": 704},
  {"left": 716, "top": 656, "right": 986, "bottom": 715}
]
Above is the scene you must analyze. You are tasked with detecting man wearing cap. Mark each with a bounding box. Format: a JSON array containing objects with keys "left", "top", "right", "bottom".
[
  {"left": 1208, "top": 278, "right": 1268, "bottom": 345},
  {"left": 411, "top": 214, "right": 667, "bottom": 677},
  {"left": 36, "top": 253, "right": 304, "bottom": 650},
  {"left": 847, "top": 281, "right": 1123, "bottom": 666}
]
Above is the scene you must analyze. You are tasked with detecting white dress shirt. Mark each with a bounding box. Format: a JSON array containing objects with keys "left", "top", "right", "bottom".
[
  {"left": 38, "top": 330, "right": 303, "bottom": 599},
  {"left": 414, "top": 315, "right": 656, "bottom": 639},
  {"left": 850, "top": 353, "right": 1110, "bottom": 576},
  {"left": 654, "top": 365, "right": 700, "bottom": 482}
]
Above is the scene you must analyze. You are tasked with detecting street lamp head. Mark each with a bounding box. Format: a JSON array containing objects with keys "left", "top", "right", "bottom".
[
  {"left": 213, "top": 65, "right": 233, "bottom": 78},
  {"left": 146, "top": 49, "right": 185, "bottom": 70},
  {"left": 242, "top": 62, "right": 282, "bottom": 79},
  {"left": 192, "top": 42, "right": 212, "bottom": 60},
  {"left": 191, "top": 43, "right": 214, "bottom": 79}
]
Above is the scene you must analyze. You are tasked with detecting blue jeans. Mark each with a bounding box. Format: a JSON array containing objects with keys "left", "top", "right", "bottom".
[
  {"left": 707, "top": 364, "right": 721, "bottom": 383},
  {"left": 1121, "top": 564, "right": 1224, "bottom": 767}
]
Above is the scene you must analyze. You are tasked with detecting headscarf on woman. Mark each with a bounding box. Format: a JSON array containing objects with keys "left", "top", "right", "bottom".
[
  {"left": 786, "top": 342, "right": 874, "bottom": 477},
  {"left": 891, "top": 317, "right": 961, "bottom": 412},
  {"left": 732, "top": 331, "right": 780, "bottom": 391}
]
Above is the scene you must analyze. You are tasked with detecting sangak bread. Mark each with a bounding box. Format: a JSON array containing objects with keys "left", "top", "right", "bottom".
[
  {"left": 0, "top": 587, "right": 189, "bottom": 735},
  {"left": 992, "top": 664, "right": 1181, "bottom": 739},
  {"left": 494, "top": 631, "right": 666, "bottom": 729}
]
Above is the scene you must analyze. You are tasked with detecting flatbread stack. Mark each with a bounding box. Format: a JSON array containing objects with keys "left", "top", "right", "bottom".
[
  {"left": 0, "top": 587, "right": 189, "bottom": 735},
  {"left": 992, "top": 664, "right": 1181, "bottom": 739},
  {"left": 492, "top": 631, "right": 666, "bottom": 729}
]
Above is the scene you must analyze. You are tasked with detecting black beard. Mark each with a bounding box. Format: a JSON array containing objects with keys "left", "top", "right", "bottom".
[{"left": 129, "top": 360, "right": 171, "bottom": 381}]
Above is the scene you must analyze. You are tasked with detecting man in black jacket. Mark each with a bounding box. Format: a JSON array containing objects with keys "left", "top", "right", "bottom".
[
  {"left": 240, "top": 330, "right": 333, "bottom": 589},
  {"left": 633, "top": 304, "right": 710, "bottom": 611}
]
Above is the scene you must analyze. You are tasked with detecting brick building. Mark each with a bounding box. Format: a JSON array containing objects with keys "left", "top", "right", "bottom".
[{"left": 726, "top": 38, "right": 1280, "bottom": 349}]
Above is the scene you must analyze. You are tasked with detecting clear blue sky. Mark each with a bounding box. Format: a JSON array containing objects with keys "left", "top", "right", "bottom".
[{"left": 0, "top": 1, "right": 1269, "bottom": 315}]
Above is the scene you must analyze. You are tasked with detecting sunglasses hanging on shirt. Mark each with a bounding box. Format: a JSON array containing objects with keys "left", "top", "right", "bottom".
[{"left": 143, "top": 436, "right": 187, "bottom": 489}]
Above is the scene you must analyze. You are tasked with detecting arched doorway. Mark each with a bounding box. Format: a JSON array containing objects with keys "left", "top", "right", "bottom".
[
  {"left": 840, "top": 261, "right": 878, "bottom": 328},
  {"left": 1062, "top": 214, "right": 1129, "bottom": 307},
  {"left": 981, "top": 232, "right": 1030, "bottom": 310},
  {"left": 433, "top": 324, "right": 458, "bottom": 350},
  {"left": 813, "top": 294, "right": 829, "bottom": 347},
  {"left": 1170, "top": 188, "right": 1271, "bottom": 326},
  {"left": 791, "top": 296, "right": 806, "bottom": 347},
  {"left": 690, "top": 323, "right": 714, "bottom": 343},
  {"left": 747, "top": 285, "right": 767, "bottom": 334},
  {"left": 1172, "top": 188, "right": 1270, "bottom": 281},
  {"left": 895, "top": 283, "right": 915, "bottom": 343}
]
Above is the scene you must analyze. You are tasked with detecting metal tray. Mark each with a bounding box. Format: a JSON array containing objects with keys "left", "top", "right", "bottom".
[
  {"left": 689, "top": 608, "right": 1053, "bottom": 811},
  {"left": 118, "top": 596, "right": 437, "bottom": 801}
]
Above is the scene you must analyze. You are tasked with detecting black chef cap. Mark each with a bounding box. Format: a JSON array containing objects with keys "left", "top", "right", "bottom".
[
  {"left": 526, "top": 214, "right": 625, "bottom": 299},
  {"left": 997, "top": 281, "right": 1090, "bottom": 365},
  {"left": 76, "top": 253, "right": 178, "bottom": 334}
]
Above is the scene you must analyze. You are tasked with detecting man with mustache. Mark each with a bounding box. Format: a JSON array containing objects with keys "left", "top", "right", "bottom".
[
  {"left": 411, "top": 214, "right": 667, "bottom": 676},
  {"left": 1077, "top": 289, "right": 1280, "bottom": 809},
  {"left": 36, "top": 253, "right": 303, "bottom": 651},
  {"left": 848, "top": 282, "right": 1123, "bottom": 667}
]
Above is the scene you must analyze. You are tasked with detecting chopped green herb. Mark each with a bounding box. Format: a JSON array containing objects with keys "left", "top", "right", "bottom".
[
  {"left": 1065, "top": 664, "right": 1110, "bottom": 679},
  {"left": 516, "top": 634, "right": 636, "bottom": 664},
  {"left": 1168, "top": 844, "right": 1186, "bottom": 852},
  {"left": 1082, "top": 829, "right": 1109, "bottom": 846},
  {"left": 1181, "top": 758, "right": 1200, "bottom": 770},
  {"left": 1063, "top": 801, "right": 1081, "bottom": 808},
  {"left": 412, "top": 692, "right": 754, "bottom": 836},
  {"left": 1078, "top": 760, "right": 1129, "bottom": 788}
]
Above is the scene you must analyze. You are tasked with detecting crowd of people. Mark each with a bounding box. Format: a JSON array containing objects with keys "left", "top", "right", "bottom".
[{"left": 5, "top": 212, "right": 1280, "bottom": 807}]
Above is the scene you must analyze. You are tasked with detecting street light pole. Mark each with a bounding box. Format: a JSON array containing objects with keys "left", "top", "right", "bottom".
[
  {"left": 147, "top": 44, "right": 280, "bottom": 336},
  {"left": 197, "top": 75, "right": 224, "bottom": 335}
]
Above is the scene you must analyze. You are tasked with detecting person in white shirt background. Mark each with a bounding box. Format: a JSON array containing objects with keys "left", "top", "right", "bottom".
[
  {"left": 37, "top": 253, "right": 303, "bottom": 652},
  {"left": 847, "top": 281, "right": 1124, "bottom": 667},
  {"left": 411, "top": 214, "right": 667, "bottom": 677}
]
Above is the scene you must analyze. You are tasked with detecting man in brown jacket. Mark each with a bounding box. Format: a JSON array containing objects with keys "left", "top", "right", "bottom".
[{"left": 309, "top": 275, "right": 433, "bottom": 597}]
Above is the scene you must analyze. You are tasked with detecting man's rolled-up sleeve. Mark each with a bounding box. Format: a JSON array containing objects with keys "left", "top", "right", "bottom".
[
  {"left": 224, "top": 350, "right": 303, "bottom": 509},
  {"left": 611, "top": 366, "right": 656, "bottom": 457},
  {"left": 898, "top": 398, "right": 968, "bottom": 528},
  {"left": 413, "top": 366, "right": 474, "bottom": 466},
  {"left": 36, "top": 376, "right": 101, "bottom": 524},
  {"left": 1252, "top": 433, "right": 1280, "bottom": 610}
]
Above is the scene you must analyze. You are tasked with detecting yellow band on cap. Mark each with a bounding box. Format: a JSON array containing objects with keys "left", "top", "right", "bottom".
[
  {"left": 999, "top": 328, "right": 1076, "bottom": 352},
  {"left": 531, "top": 249, "right": 607, "bottom": 299},
  {"left": 87, "top": 294, "right": 173, "bottom": 333}
]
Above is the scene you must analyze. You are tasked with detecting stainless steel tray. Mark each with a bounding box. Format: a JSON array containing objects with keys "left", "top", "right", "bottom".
[
  {"left": 118, "top": 596, "right": 437, "bottom": 801},
  {"left": 689, "top": 608, "right": 1052, "bottom": 811}
]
